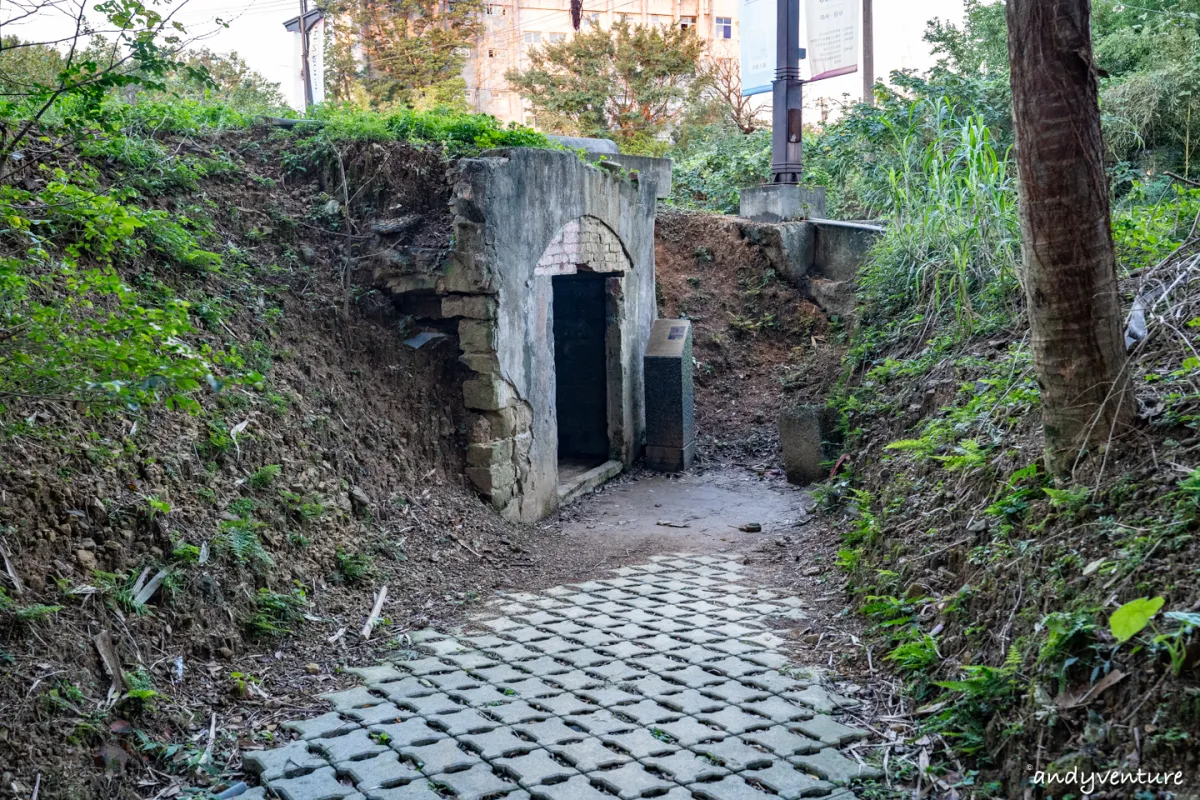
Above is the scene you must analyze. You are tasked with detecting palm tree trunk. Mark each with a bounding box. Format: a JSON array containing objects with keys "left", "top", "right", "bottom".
[{"left": 1006, "top": 0, "right": 1133, "bottom": 476}]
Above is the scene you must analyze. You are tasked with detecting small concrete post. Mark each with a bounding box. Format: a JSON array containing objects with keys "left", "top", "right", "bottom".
[{"left": 644, "top": 319, "right": 695, "bottom": 472}]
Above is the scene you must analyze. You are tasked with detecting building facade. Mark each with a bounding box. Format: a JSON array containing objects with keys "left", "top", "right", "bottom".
[{"left": 462, "top": 0, "right": 741, "bottom": 125}]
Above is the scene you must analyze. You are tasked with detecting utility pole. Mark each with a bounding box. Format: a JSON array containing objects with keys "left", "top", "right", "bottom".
[
  {"left": 298, "top": 0, "right": 314, "bottom": 111},
  {"left": 862, "top": 0, "right": 873, "bottom": 105},
  {"left": 770, "top": 0, "right": 803, "bottom": 183}
]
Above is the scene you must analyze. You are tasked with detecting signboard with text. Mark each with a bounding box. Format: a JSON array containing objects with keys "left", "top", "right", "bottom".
[
  {"left": 739, "top": 0, "right": 775, "bottom": 96},
  {"left": 806, "top": 0, "right": 859, "bottom": 81}
]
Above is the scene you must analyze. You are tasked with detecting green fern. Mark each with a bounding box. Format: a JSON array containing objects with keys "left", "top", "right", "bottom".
[{"left": 214, "top": 520, "right": 273, "bottom": 570}]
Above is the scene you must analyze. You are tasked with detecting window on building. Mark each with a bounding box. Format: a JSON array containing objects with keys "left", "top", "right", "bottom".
[
  {"left": 650, "top": 14, "right": 671, "bottom": 27},
  {"left": 679, "top": 15, "right": 696, "bottom": 29},
  {"left": 585, "top": 11, "right": 600, "bottom": 27},
  {"left": 485, "top": 4, "right": 506, "bottom": 13},
  {"left": 523, "top": 31, "right": 542, "bottom": 44},
  {"left": 488, "top": 48, "right": 504, "bottom": 58},
  {"left": 715, "top": 16, "right": 732, "bottom": 38},
  {"left": 548, "top": 31, "right": 567, "bottom": 42}
]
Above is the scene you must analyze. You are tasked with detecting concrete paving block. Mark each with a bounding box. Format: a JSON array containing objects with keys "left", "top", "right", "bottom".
[
  {"left": 546, "top": 736, "right": 630, "bottom": 772},
  {"left": 451, "top": 684, "right": 513, "bottom": 707},
  {"left": 595, "top": 641, "right": 651, "bottom": 661},
  {"left": 400, "top": 693, "right": 464, "bottom": 718},
  {"left": 673, "top": 628, "right": 727, "bottom": 645},
  {"left": 631, "top": 653, "right": 689, "bottom": 675},
  {"left": 743, "top": 650, "right": 790, "bottom": 671},
  {"left": 643, "top": 749, "right": 730, "bottom": 784},
  {"left": 322, "top": 687, "right": 387, "bottom": 713},
  {"left": 655, "top": 716, "right": 723, "bottom": 747},
  {"left": 544, "top": 670, "right": 602, "bottom": 692},
  {"left": 431, "top": 708, "right": 501, "bottom": 736},
  {"left": 396, "top": 658, "right": 455, "bottom": 677},
  {"left": 598, "top": 728, "right": 678, "bottom": 759},
  {"left": 621, "top": 674, "right": 685, "bottom": 699},
  {"left": 482, "top": 616, "right": 524, "bottom": 633},
  {"left": 504, "top": 626, "right": 555, "bottom": 643},
  {"left": 526, "top": 636, "right": 582, "bottom": 656},
  {"left": 789, "top": 686, "right": 858, "bottom": 715},
  {"left": 740, "top": 696, "right": 812, "bottom": 723},
  {"left": 607, "top": 623, "right": 657, "bottom": 640},
  {"left": 741, "top": 761, "right": 834, "bottom": 800},
  {"left": 587, "top": 762, "right": 676, "bottom": 799},
  {"left": 531, "top": 693, "right": 594, "bottom": 717},
  {"left": 362, "top": 779, "right": 444, "bottom": 800},
  {"left": 658, "top": 689, "right": 723, "bottom": 716},
  {"left": 346, "top": 665, "right": 411, "bottom": 684},
  {"left": 690, "top": 738, "right": 773, "bottom": 771},
  {"left": 574, "top": 613, "right": 624, "bottom": 629},
  {"left": 612, "top": 699, "right": 682, "bottom": 726},
  {"left": 570, "top": 709, "right": 637, "bottom": 736},
  {"left": 516, "top": 610, "right": 563, "bottom": 627},
  {"left": 376, "top": 678, "right": 440, "bottom": 703},
  {"left": 436, "top": 763, "right": 516, "bottom": 800},
  {"left": 643, "top": 618, "right": 693, "bottom": 635},
  {"left": 576, "top": 685, "right": 641, "bottom": 708},
  {"left": 269, "top": 766, "right": 357, "bottom": 800},
  {"left": 421, "top": 671, "right": 478, "bottom": 692},
  {"left": 284, "top": 712, "right": 360, "bottom": 741},
  {"left": 369, "top": 719, "right": 445, "bottom": 749},
  {"left": 740, "top": 726, "right": 823, "bottom": 757},
  {"left": 502, "top": 676, "right": 562, "bottom": 698},
  {"left": 707, "top": 657, "right": 767, "bottom": 679},
  {"left": 538, "top": 621, "right": 587, "bottom": 637},
  {"left": 791, "top": 716, "right": 867, "bottom": 747},
  {"left": 402, "top": 738, "right": 481, "bottom": 776},
  {"left": 419, "top": 638, "right": 473, "bottom": 658},
  {"left": 526, "top": 774, "right": 612, "bottom": 800},
  {"left": 515, "top": 657, "right": 572, "bottom": 677},
  {"left": 665, "top": 665, "right": 726, "bottom": 689},
  {"left": 690, "top": 774, "right": 773, "bottom": 800},
  {"left": 494, "top": 748, "right": 580, "bottom": 787},
  {"left": 443, "top": 651, "right": 501, "bottom": 671},
  {"left": 696, "top": 707, "right": 772, "bottom": 735},
  {"left": 471, "top": 664, "right": 529, "bottom": 684},
  {"left": 741, "top": 671, "right": 808, "bottom": 695},
  {"left": 583, "top": 660, "right": 645, "bottom": 682},
  {"left": 790, "top": 748, "right": 880, "bottom": 785},
  {"left": 709, "top": 639, "right": 765, "bottom": 657},
  {"left": 486, "top": 643, "right": 542, "bottom": 662},
  {"left": 342, "top": 750, "right": 422, "bottom": 790},
  {"left": 701, "top": 681, "right": 769, "bottom": 705},
  {"left": 346, "top": 703, "right": 411, "bottom": 727},
  {"left": 513, "top": 717, "right": 589, "bottom": 746},
  {"left": 638, "top": 634, "right": 690, "bottom": 653},
  {"left": 555, "top": 649, "right": 608, "bottom": 669},
  {"left": 243, "top": 740, "right": 329, "bottom": 781},
  {"left": 674, "top": 645, "right": 727, "bottom": 665},
  {"left": 313, "top": 729, "right": 388, "bottom": 765},
  {"left": 485, "top": 700, "right": 549, "bottom": 725},
  {"left": 458, "top": 726, "right": 539, "bottom": 760}
]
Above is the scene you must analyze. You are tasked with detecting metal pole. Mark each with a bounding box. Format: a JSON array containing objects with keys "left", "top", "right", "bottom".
[
  {"left": 770, "top": 0, "right": 802, "bottom": 184},
  {"left": 298, "top": 0, "right": 314, "bottom": 111},
  {"left": 862, "top": 0, "right": 874, "bottom": 105}
]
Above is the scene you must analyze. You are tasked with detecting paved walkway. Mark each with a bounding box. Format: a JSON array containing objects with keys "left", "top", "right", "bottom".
[{"left": 240, "top": 553, "right": 877, "bottom": 800}]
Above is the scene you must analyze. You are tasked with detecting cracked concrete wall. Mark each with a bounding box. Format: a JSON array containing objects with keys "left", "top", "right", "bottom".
[{"left": 375, "top": 148, "right": 660, "bottom": 522}]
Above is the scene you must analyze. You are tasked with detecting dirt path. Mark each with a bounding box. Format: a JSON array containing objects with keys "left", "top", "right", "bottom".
[{"left": 234, "top": 469, "right": 886, "bottom": 800}]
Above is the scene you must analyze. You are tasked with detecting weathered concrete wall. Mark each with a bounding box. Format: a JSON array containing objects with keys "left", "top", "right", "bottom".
[
  {"left": 376, "top": 148, "right": 658, "bottom": 522},
  {"left": 738, "top": 218, "right": 883, "bottom": 321}
]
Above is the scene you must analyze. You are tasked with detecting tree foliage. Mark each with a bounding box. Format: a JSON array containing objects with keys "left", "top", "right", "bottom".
[
  {"left": 506, "top": 21, "right": 703, "bottom": 147},
  {"left": 323, "top": 0, "right": 483, "bottom": 110}
]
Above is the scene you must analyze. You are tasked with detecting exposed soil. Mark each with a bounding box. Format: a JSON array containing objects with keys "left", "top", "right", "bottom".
[{"left": 654, "top": 211, "right": 840, "bottom": 467}]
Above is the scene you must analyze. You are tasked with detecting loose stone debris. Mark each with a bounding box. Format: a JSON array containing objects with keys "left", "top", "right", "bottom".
[{"left": 242, "top": 554, "right": 879, "bottom": 800}]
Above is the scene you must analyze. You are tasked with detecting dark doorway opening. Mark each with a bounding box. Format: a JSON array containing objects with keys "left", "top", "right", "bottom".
[{"left": 553, "top": 272, "right": 609, "bottom": 480}]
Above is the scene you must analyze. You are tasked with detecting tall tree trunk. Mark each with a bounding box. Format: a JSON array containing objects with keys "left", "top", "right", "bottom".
[{"left": 1007, "top": 0, "right": 1133, "bottom": 476}]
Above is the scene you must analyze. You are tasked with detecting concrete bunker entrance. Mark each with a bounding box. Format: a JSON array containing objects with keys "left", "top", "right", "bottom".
[{"left": 552, "top": 271, "right": 611, "bottom": 482}]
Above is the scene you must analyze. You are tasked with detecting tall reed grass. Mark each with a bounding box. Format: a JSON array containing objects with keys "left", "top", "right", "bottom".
[{"left": 857, "top": 99, "right": 1022, "bottom": 340}]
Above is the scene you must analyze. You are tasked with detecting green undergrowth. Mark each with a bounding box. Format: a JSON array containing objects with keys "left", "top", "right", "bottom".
[{"left": 815, "top": 79, "right": 1200, "bottom": 793}]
